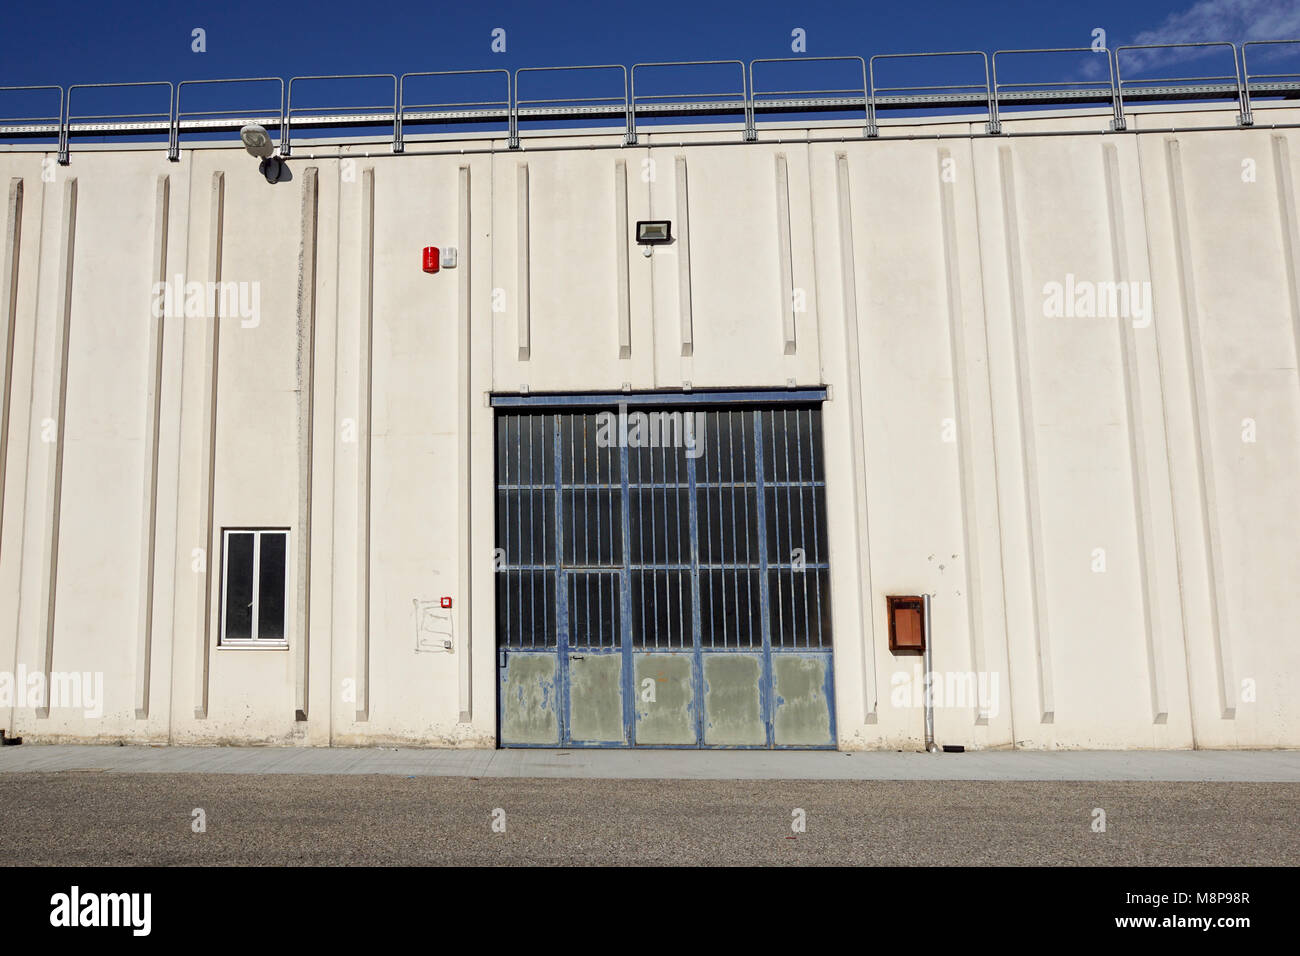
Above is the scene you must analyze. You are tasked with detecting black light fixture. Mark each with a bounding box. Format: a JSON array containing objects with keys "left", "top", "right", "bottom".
[
  {"left": 240, "top": 123, "right": 284, "bottom": 183},
  {"left": 636, "top": 220, "right": 672, "bottom": 244}
]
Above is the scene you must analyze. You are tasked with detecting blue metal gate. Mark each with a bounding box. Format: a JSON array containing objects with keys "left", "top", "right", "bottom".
[{"left": 495, "top": 391, "right": 835, "bottom": 749}]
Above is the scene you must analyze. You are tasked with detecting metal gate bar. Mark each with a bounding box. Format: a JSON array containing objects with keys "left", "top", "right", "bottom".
[{"left": 753, "top": 410, "right": 775, "bottom": 747}]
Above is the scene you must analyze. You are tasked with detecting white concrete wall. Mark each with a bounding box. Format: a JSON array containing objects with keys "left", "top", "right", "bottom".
[{"left": 1, "top": 101, "right": 1297, "bottom": 749}]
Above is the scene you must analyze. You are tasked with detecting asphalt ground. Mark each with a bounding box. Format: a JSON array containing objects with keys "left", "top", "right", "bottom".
[{"left": 1, "top": 772, "right": 1296, "bottom": 866}]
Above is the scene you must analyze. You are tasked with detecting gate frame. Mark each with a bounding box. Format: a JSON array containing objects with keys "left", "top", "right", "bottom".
[{"left": 492, "top": 388, "right": 837, "bottom": 750}]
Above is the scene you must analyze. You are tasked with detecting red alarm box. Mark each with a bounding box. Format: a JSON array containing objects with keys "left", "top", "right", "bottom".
[{"left": 423, "top": 247, "right": 440, "bottom": 274}]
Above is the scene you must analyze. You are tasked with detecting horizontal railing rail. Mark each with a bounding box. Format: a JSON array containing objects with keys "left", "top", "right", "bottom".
[
  {"left": 749, "top": 56, "right": 868, "bottom": 140},
  {"left": 171, "top": 77, "right": 284, "bottom": 160},
  {"left": 869, "top": 51, "right": 997, "bottom": 134},
  {"left": 1114, "top": 41, "right": 1248, "bottom": 129},
  {"left": 0, "top": 85, "right": 64, "bottom": 143},
  {"left": 283, "top": 73, "right": 399, "bottom": 157},
  {"left": 992, "top": 47, "right": 1122, "bottom": 130},
  {"left": 60, "top": 81, "right": 173, "bottom": 163},
  {"left": 4, "top": 40, "right": 1299, "bottom": 162},
  {"left": 630, "top": 60, "right": 747, "bottom": 144},
  {"left": 511, "top": 64, "right": 629, "bottom": 147},
  {"left": 1241, "top": 39, "right": 1300, "bottom": 126},
  {"left": 396, "top": 69, "right": 511, "bottom": 153}
]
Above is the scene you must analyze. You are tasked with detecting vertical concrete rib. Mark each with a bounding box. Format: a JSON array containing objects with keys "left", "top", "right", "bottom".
[
  {"left": 1165, "top": 138, "right": 1235, "bottom": 719},
  {"left": 194, "top": 171, "right": 223, "bottom": 720},
  {"left": 135, "top": 174, "right": 169, "bottom": 718},
  {"left": 1272, "top": 135, "right": 1300, "bottom": 399},
  {"left": 997, "top": 147, "right": 1054, "bottom": 724},
  {"left": 0, "top": 179, "right": 22, "bottom": 551},
  {"left": 675, "top": 156, "right": 693, "bottom": 357},
  {"left": 1102, "top": 143, "right": 1167, "bottom": 724},
  {"left": 516, "top": 163, "right": 530, "bottom": 360},
  {"left": 294, "top": 167, "right": 320, "bottom": 722},
  {"left": 937, "top": 147, "right": 988, "bottom": 723},
  {"left": 775, "top": 154, "right": 796, "bottom": 355},
  {"left": 614, "top": 159, "right": 631, "bottom": 359},
  {"left": 834, "top": 153, "right": 877, "bottom": 723},
  {"left": 36, "top": 177, "right": 76, "bottom": 719},
  {"left": 355, "top": 167, "right": 374, "bottom": 723},
  {"left": 457, "top": 163, "right": 473, "bottom": 723}
]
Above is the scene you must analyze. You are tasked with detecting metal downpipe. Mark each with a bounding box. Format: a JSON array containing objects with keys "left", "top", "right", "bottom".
[{"left": 923, "top": 593, "right": 940, "bottom": 754}]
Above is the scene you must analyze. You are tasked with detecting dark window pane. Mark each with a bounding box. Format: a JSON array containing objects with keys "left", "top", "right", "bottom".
[
  {"left": 497, "top": 488, "right": 514, "bottom": 565},
  {"left": 495, "top": 414, "right": 510, "bottom": 485},
  {"left": 223, "top": 532, "right": 255, "bottom": 642},
  {"left": 532, "top": 569, "right": 557, "bottom": 647},
  {"left": 811, "top": 568, "right": 832, "bottom": 648},
  {"left": 495, "top": 404, "right": 828, "bottom": 657},
  {"left": 570, "top": 572, "right": 620, "bottom": 648},
  {"left": 495, "top": 571, "right": 512, "bottom": 647},
  {"left": 542, "top": 415, "right": 556, "bottom": 483},
  {"left": 524, "top": 414, "right": 543, "bottom": 485},
  {"left": 631, "top": 568, "right": 690, "bottom": 648},
  {"left": 257, "top": 532, "right": 287, "bottom": 641}
]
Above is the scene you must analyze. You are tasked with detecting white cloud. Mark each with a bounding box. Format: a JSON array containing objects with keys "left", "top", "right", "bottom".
[{"left": 1121, "top": 0, "right": 1300, "bottom": 74}]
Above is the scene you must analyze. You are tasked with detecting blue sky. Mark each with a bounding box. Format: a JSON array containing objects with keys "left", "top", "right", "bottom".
[
  {"left": 1, "top": 0, "right": 1297, "bottom": 131},
  {"left": 2, "top": 0, "right": 1297, "bottom": 85}
]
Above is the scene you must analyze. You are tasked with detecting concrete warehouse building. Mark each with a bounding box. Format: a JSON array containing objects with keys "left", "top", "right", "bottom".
[{"left": 0, "top": 47, "right": 1298, "bottom": 751}]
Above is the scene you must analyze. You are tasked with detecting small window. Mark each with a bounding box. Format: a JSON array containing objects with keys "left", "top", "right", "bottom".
[{"left": 220, "top": 529, "right": 289, "bottom": 646}]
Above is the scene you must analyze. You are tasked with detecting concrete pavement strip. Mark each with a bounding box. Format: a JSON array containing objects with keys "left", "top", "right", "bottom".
[{"left": 1, "top": 745, "right": 1298, "bottom": 781}]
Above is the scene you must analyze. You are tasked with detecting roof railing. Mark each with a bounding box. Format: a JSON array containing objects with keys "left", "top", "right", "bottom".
[
  {"left": 59, "top": 81, "right": 173, "bottom": 164},
  {"left": 282, "top": 73, "right": 398, "bottom": 157},
  {"left": 629, "top": 60, "right": 748, "bottom": 145},
  {"left": 6, "top": 41, "right": 1300, "bottom": 162},
  {"left": 1240, "top": 39, "right": 1300, "bottom": 127},
  {"left": 511, "top": 64, "right": 630, "bottom": 148},
  {"left": 748, "top": 56, "right": 869, "bottom": 140},
  {"left": 0, "top": 85, "right": 63, "bottom": 144},
  {"left": 991, "top": 47, "right": 1121, "bottom": 131},
  {"left": 171, "top": 77, "right": 284, "bottom": 160},
  {"left": 869, "top": 51, "right": 997, "bottom": 135},
  {"left": 1113, "top": 41, "right": 1248, "bottom": 129},
  {"left": 395, "top": 69, "right": 511, "bottom": 153}
]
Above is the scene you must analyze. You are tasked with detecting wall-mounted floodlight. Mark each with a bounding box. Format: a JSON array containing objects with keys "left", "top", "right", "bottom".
[
  {"left": 240, "top": 123, "right": 284, "bottom": 183},
  {"left": 636, "top": 220, "right": 672, "bottom": 244}
]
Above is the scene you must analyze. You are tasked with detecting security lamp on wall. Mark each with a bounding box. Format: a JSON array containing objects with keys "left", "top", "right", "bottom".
[
  {"left": 240, "top": 123, "right": 284, "bottom": 184},
  {"left": 636, "top": 220, "right": 672, "bottom": 244},
  {"left": 636, "top": 220, "right": 672, "bottom": 258}
]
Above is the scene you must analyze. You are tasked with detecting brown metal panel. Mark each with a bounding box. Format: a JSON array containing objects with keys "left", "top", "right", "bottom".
[{"left": 887, "top": 595, "right": 925, "bottom": 652}]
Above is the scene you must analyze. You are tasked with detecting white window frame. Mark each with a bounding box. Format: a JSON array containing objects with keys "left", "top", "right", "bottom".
[{"left": 219, "top": 528, "right": 290, "bottom": 648}]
